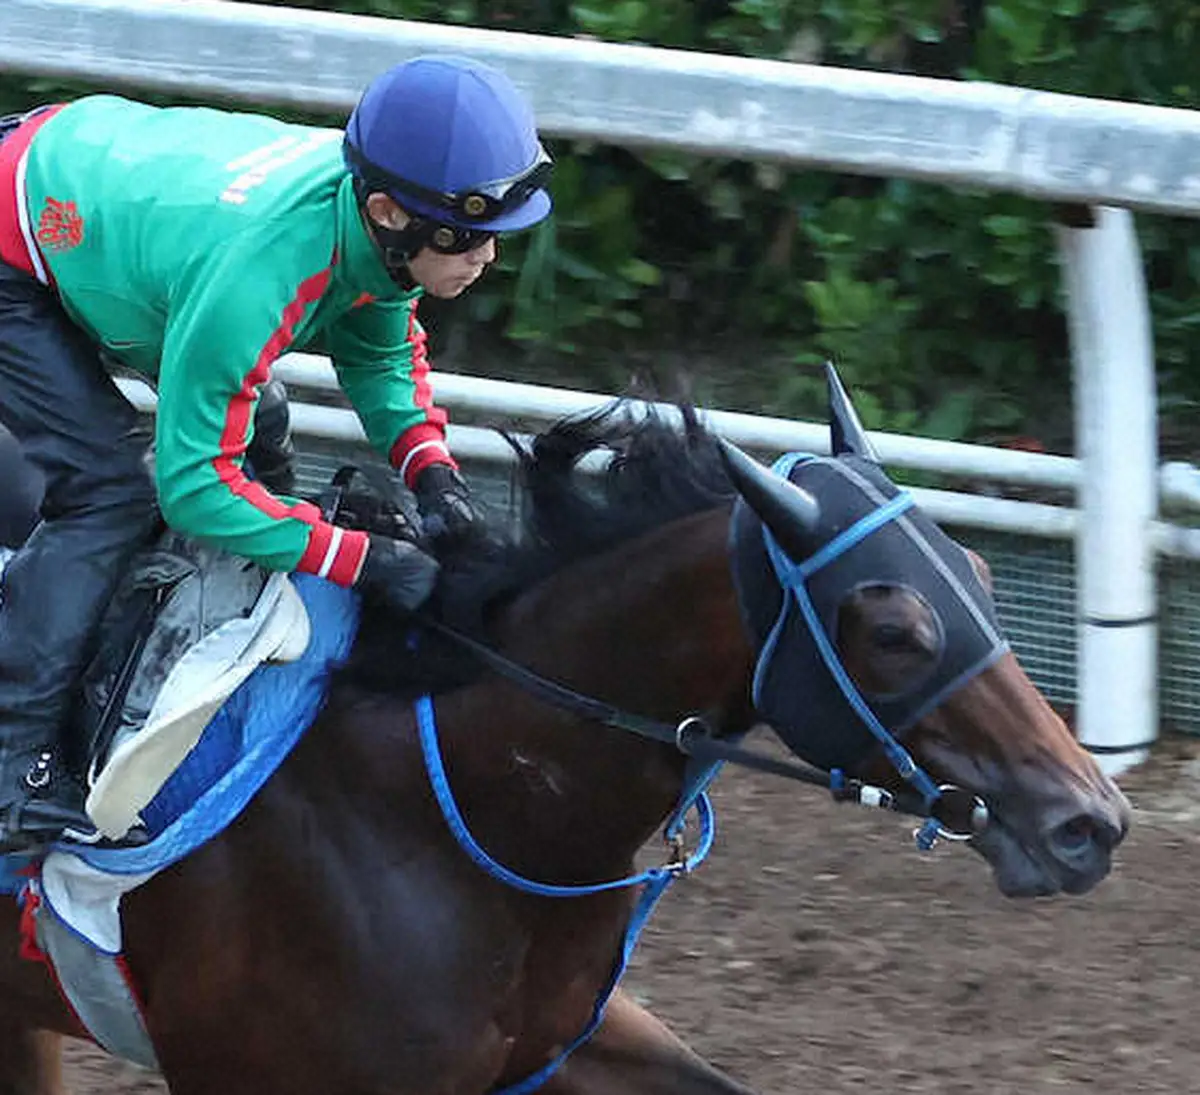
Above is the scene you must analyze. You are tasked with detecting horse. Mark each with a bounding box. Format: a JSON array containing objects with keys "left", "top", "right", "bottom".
[{"left": 0, "top": 373, "right": 1129, "bottom": 1095}]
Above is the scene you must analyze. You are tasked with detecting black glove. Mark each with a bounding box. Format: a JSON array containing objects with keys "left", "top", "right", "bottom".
[
  {"left": 414, "top": 464, "right": 485, "bottom": 547},
  {"left": 355, "top": 533, "right": 440, "bottom": 613}
]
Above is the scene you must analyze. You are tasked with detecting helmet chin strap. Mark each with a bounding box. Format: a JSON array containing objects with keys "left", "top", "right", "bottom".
[
  {"left": 359, "top": 200, "right": 427, "bottom": 289},
  {"left": 366, "top": 219, "right": 422, "bottom": 290}
]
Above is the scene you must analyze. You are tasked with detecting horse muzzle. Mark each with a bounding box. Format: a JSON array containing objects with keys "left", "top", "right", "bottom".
[{"left": 971, "top": 795, "right": 1129, "bottom": 898}]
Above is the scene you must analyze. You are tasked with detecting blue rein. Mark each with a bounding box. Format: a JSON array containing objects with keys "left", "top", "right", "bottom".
[{"left": 413, "top": 693, "right": 718, "bottom": 1095}]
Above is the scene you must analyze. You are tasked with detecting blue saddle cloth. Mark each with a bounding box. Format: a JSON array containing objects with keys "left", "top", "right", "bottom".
[{"left": 0, "top": 574, "right": 360, "bottom": 891}]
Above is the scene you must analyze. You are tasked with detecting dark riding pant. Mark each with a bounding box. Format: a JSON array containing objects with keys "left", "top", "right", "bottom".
[
  {"left": 0, "top": 423, "right": 41, "bottom": 548},
  {"left": 0, "top": 262, "right": 160, "bottom": 839},
  {"left": 0, "top": 264, "right": 299, "bottom": 848}
]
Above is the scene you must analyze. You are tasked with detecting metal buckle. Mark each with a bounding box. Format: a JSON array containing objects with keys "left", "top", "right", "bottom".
[
  {"left": 661, "top": 829, "right": 695, "bottom": 875},
  {"left": 927, "top": 784, "right": 989, "bottom": 842},
  {"left": 25, "top": 751, "right": 52, "bottom": 791},
  {"left": 674, "top": 715, "right": 710, "bottom": 754}
]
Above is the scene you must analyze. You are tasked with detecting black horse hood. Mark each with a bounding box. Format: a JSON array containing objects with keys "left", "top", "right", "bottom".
[{"left": 730, "top": 453, "right": 1008, "bottom": 773}]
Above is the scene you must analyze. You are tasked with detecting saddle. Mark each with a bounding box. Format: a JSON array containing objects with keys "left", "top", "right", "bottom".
[
  {"left": 75, "top": 534, "right": 308, "bottom": 839},
  {"left": 67, "top": 467, "right": 416, "bottom": 840}
]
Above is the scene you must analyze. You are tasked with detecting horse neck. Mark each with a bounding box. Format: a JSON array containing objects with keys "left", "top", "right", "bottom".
[{"left": 440, "top": 505, "right": 754, "bottom": 884}]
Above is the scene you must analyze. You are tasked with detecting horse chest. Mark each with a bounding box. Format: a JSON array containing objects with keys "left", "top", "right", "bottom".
[{"left": 490, "top": 897, "right": 629, "bottom": 1080}]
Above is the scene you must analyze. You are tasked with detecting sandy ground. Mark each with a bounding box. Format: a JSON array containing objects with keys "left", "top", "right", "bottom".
[{"left": 63, "top": 734, "right": 1200, "bottom": 1095}]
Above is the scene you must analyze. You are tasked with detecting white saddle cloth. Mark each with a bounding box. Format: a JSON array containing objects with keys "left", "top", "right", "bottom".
[{"left": 86, "top": 571, "right": 311, "bottom": 839}]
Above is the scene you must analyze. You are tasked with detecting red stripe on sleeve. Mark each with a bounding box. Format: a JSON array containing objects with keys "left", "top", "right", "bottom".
[
  {"left": 327, "top": 529, "right": 369, "bottom": 587},
  {"left": 388, "top": 422, "right": 458, "bottom": 488},
  {"left": 407, "top": 308, "right": 448, "bottom": 429},
  {"left": 295, "top": 519, "right": 334, "bottom": 573},
  {"left": 210, "top": 259, "right": 351, "bottom": 570},
  {"left": 294, "top": 523, "right": 368, "bottom": 587}
]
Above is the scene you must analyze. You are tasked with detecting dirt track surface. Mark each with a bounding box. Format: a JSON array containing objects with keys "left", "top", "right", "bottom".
[{"left": 66, "top": 735, "right": 1200, "bottom": 1095}]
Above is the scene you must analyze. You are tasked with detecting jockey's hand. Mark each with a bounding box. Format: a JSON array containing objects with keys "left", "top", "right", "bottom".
[
  {"left": 355, "top": 533, "right": 440, "bottom": 613},
  {"left": 414, "top": 464, "right": 485, "bottom": 548}
]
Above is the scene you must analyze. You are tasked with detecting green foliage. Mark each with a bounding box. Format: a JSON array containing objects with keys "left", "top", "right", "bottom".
[
  {"left": 472, "top": 151, "right": 663, "bottom": 351},
  {"left": 4, "top": 0, "right": 1200, "bottom": 448}
]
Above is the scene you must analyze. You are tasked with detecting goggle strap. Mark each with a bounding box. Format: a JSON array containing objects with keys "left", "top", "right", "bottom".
[
  {"left": 345, "top": 140, "right": 547, "bottom": 222},
  {"left": 370, "top": 217, "right": 437, "bottom": 264},
  {"left": 371, "top": 213, "right": 492, "bottom": 263}
]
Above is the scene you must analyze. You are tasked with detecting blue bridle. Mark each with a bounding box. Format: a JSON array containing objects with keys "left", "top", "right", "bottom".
[{"left": 755, "top": 454, "right": 945, "bottom": 850}]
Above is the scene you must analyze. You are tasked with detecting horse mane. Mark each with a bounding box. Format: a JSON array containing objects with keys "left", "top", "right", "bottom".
[{"left": 337, "top": 401, "right": 736, "bottom": 698}]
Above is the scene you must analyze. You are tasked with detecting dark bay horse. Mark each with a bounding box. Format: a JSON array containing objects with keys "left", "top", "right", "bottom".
[{"left": 0, "top": 378, "right": 1128, "bottom": 1095}]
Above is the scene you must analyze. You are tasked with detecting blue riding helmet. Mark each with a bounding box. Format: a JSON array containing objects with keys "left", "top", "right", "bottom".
[{"left": 344, "top": 56, "right": 553, "bottom": 236}]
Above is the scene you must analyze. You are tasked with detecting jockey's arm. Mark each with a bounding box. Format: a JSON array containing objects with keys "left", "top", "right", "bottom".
[
  {"left": 324, "top": 295, "right": 460, "bottom": 489},
  {"left": 154, "top": 243, "right": 369, "bottom": 586}
]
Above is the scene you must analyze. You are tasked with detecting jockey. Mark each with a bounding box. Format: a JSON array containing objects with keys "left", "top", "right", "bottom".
[{"left": 0, "top": 56, "right": 553, "bottom": 854}]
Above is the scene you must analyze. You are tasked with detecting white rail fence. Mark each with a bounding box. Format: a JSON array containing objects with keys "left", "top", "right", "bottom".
[
  {"left": 6, "top": 0, "right": 1200, "bottom": 214},
  {"left": 112, "top": 360, "right": 1200, "bottom": 558},
  {"left": 7, "top": 0, "right": 1200, "bottom": 771}
]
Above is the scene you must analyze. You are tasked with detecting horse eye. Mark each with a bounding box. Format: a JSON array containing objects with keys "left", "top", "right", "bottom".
[{"left": 873, "top": 623, "right": 913, "bottom": 652}]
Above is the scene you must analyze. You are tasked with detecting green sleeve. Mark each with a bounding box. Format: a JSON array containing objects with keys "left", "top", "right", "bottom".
[
  {"left": 325, "top": 295, "right": 455, "bottom": 485},
  {"left": 155, "top": 229, "right": 366, "bottom": 585}
]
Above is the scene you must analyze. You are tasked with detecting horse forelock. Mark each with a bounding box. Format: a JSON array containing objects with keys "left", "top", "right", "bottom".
[{"left": 339, "top": 401, "right": 737, "bottom": 699}]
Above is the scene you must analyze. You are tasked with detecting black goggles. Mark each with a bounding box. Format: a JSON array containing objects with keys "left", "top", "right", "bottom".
[
  {"left": 345, "top": 140, "right": 552, "bottom": 224},
  {"left": 421, "top": 220, "right": 497, "bottom": 255}
]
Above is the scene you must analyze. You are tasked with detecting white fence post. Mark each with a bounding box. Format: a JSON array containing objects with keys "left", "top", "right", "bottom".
[{"left": 1057, "top": 207, "right": 1158, "bottom": 774}]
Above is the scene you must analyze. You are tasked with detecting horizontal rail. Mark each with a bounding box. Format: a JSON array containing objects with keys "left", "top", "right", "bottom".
[
  {"left": 112, "top": 369, "right": 1200, "bottom": 554},
  {"left": 271, "top": 355, "right": 1079, "bottom": 489},
  {"left": 118, "top": 374, "right": 1200, "bottom": 558},
  {"left": 272, "top": 356, "right": 1200, "bottom": 512},
  {"left": 4, "top": 0, "right": 1200, "bottom": 216}
]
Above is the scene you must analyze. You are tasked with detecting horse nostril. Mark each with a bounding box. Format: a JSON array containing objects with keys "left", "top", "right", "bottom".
[
  {"left": 1054, "top": 815, "right": 1096, "bottom": 852},
  {"left": 1050, "top": 813, "right": 1119, "bottom": 858}
]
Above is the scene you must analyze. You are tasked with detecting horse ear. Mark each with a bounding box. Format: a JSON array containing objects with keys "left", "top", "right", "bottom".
[
  {"left": 826, "top": 361, "right": 880, "bottom": 463},
  {"left": 717, "top": 439, "right": 820, "bottom": 559}
]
